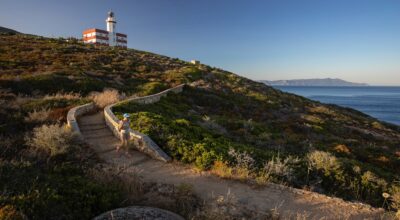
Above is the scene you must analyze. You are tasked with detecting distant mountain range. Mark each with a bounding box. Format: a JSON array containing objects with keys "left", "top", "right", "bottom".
[
  {"left": 0, "top": 26, "right": 19, "bottom": 34},
  {"left": 261, "top": 78, "right": 368, "bottom": 86}
]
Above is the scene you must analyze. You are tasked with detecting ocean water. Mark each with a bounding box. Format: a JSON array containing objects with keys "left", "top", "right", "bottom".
[{"left": 274, "top": 86, "right": 400, "bottom": 125}]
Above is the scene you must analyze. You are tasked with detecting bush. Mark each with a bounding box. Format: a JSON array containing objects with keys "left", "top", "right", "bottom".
[
  {"left": 390, "top": 185, "right": 400, "bottom": 211},
  {"left": 26, "top": 123, "right": 76, "bottom": 156},
  {"left": 0, "top": 162, "right": 123, "bottom": 220},
  {"left": 307, "top": 151, "right": 341, "bottom": 177},
  {"left": 138, "top": 82, "right": 168, "bottom": 95},
  {"left": 91, "top": 88, "right": 124, "bottom": 108},
  {"left": 0, "top": 205, "right": 26, "bottom": 220},
  {"left": 211, "top": 161, "right": 233, "bottom": 178},
  {"left": 228, "top": 148, "right": 255, "bottom": 171},
  {"left": 257, "top": 155, "right": 299, "bottom": 184},
  {"left": 359, "top": 171, "right": 388, "bottom": 204},
  {"left": 227, "top": 148, "right": 256, "bottom": 180}
]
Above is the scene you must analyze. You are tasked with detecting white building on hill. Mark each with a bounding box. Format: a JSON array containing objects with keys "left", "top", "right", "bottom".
[{"left": 83, "top": 11, "right": 127, "bottom": 48}]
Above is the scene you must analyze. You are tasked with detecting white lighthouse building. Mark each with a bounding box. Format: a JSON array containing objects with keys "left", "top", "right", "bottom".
[{"left": 83, "top": 11, "right": 127, "bottom": 48}]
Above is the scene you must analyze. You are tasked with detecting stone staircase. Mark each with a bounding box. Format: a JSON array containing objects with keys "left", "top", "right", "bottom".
[{"left": 79, "top": 111, "right": 153, "bottom": 165}]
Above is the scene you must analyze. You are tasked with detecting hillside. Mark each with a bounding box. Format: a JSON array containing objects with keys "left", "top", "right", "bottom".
[
  {"left": 262, "top": 78, "right": 368, "bottom": 86},
  {"left": 1, "top": 33, "right": 400, "bottom": 218},
  {"left": 0, "top": 26, "right": 19, "bottom": 34}
]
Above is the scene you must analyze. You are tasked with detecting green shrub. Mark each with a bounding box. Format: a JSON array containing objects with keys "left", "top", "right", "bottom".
[
  {"left": 360, "top": 171, "right": 388, "bottom": 203},
  {"left": 0, "top": 162, "right": 122, "bottom": 220},
  {"left": 113, "top": 86, "right": 399, "bottom": 208},
  {"left": 138, "top": 82, "right": 168, "bottom": 95},
  {"left": 164, "top": 66, "right": 203, "bottom": 83}
]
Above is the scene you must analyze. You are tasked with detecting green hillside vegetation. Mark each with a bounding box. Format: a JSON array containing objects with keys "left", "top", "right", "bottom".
[
  {"left": 114, "top": 82, "right": 400, "bottom": 208},
  {"left": 1, "top": 33, "right": 399, "bottom": 218}
]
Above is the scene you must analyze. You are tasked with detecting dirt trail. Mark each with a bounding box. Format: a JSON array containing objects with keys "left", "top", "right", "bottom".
[{"left": 79, "top": 112, "right": 384, "bottom": 220}]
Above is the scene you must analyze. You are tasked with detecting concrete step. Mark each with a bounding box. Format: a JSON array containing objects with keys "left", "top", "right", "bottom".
[
  {"left": 81, "top": 127, "right": 109, "bottom": 133},
  {"left": 80, "top": 122, "right": 105, "bottom": 127},
  {"left": 84, "top": 133, "right": 115, "bottom": 139},
  {"left": 81, "top": 129, "right": 110, "bottom": 136},
  {"left": 86, "top": 136, "right": 120, "bottom": 146},
  {"left": 82, "top": 128, "right": 112, "bottom": 134},
  {"left": 92, "top": 145, "right": 117, "bottom": 154}
]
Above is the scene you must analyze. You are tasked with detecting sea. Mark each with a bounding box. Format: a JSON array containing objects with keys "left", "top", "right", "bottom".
[{"left": 274, "top": 86, "right": 400, "bottom": 126}]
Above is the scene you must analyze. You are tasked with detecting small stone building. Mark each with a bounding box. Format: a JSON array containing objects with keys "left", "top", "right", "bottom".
[{"left": 191, "top": 60, "right": 200, "bottom": 65}]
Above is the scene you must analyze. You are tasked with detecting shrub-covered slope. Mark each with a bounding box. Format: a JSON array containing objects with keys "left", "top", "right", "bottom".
[
  {"left": 1, "top": 33, "right": 399, "bottom": 213},
  {"left": 0, "top": 33, "right": 204, "bottom": 219}
]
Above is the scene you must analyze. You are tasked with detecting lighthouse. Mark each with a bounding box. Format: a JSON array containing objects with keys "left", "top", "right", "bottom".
[
  {"left": 106, "top": 11, "right": 117, "bottom": 46},
  {"left": 82, "top": 11, "right": 128, "bottom": 48}
]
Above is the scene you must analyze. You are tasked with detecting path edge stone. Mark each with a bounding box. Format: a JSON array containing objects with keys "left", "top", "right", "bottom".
[
  {"left": 104, "top": 84, "right": 185, "bottom": 162},
  {"left": 67, "top": 102, "right": 96, "bottom": 140}
]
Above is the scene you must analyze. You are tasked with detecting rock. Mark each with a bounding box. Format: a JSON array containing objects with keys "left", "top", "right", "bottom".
[{"left": 93, "top": 206, "right": 184, "bottom": 220}]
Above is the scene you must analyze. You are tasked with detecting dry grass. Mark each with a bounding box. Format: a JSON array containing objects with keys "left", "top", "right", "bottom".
[
  {"left": 8, "top": 95, "right": 30, "bottom": 110},
  {"left": 90, "top": 88, "right": 124, "bottom": 108},
  {"left": 0, "top": 205, "right": 27, "bottom": 220},
  {"left": 257, "top": 155, "right": 299, "bottom": 185},
  {"left": 24, "top": 108, "right": 51, "bottom": 123},
  {"left": 227, "top": 148, "right": 256, "bottom": 180},
  {"left": 391, "top": 185, "right": 400, "bottom": 211},
  {"left": 26, "top": 123, "right": 76, "bottom": 156},
  {"left": 334, "top": 144, "right": 351, "bottom": 155},
  {"left": 307, "top": 150, "right": 341, "bottom": 176},
  {"left": 0, "top": 89, "right": 16, "bottom": 101},
  {"left": 211, "top": 161, "right": 233, "bottom": 178},
  {"left": 44, "top": 92, "right": 81, "bottom": 100},
  {"left": 88, "top": 165, "right": 201, "bottom": 218},
  {"left": 192, "top": 189, "right": 274, "bottom": 220},
  {"left": 48, "top": 107, "right": 70, "bottom": 121},
  {"left": 88, "top": 165, "right": 144, "bottom": 204},
  {"left": 283, "top": 211, "right": 311, "bottom": 220}
]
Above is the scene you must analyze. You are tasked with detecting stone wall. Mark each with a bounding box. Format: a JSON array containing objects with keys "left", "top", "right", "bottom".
[
  {"left": 104, "top": 84, "right": 185, "bottom": 162},
  {"left": 67, "top": 102, "right": 95, "bottom": 140}
]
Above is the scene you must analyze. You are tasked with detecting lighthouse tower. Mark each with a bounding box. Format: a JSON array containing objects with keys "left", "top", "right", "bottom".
[{"left": 106, "top": 11, "right": 117, "bottom": 46}]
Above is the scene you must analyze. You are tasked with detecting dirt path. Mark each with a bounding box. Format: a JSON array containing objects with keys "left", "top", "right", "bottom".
[{"left": 79, "top": 112, "right": 385, "bottom": 220}]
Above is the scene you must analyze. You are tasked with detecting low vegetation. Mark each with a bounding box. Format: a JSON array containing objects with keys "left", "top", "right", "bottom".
[
  {"left": 26, "top": 123, "right": 77, "bottom": 156},
  {"left": 114, "top": 85, "right": 400, "bottom": 210},
  {"left": 91, "top": 88, "right": 124, "bottom": 108},
  {"left": 1, "top": 32, "right": 399, "bottom": 218}
]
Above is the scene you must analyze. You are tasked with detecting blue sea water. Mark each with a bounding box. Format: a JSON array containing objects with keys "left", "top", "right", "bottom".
[{"left": 274, "top": 86, "right": 400, "bottom": 125}]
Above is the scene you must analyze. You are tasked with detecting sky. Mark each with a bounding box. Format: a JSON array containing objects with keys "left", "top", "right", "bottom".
[{"left": 1, "top": 0, "right": 400, "bottom": 85}]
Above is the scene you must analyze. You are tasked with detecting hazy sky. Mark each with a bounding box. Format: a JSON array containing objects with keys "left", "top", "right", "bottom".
[{"left": 1, "top": 0, "right": 400, "bottom": 85}]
